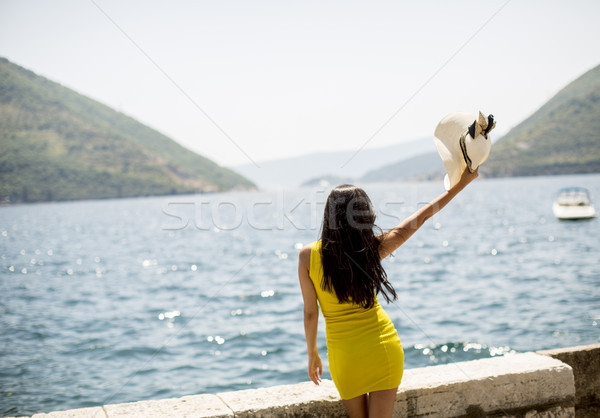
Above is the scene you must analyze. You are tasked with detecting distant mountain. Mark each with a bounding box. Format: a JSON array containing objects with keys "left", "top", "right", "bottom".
[
  {"left": 231, "top": 138, "right": 433, "bottom": 189},
  {"left": 300, "top": 174, "right": 355, "bottom": 188},
  {"left": 0, "top": 57, "right": 255, "bottom": 203},
  {"left": 299, "top": 151, "right": 443, "bottom": 188},
  {"left": 360, "top": 151, "right": 443, "bottom": 183},
  {"left": 361, "top": 63, "right": 600, "bottom": 183},
  {"left": 482, "top": 63, "right": 600, "bottom": 177}
]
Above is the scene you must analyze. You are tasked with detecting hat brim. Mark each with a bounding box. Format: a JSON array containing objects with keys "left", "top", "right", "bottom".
[
  {"left": 433, "top": 132, "right": 467, "bottom": 191},
  {"left": 433, "top": 112, "right": 477, "bottom": 190}
]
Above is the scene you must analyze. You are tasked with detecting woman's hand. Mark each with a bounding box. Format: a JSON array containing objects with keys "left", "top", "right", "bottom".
[
  {"left": 456, "top": 167, "right": 479, "bottom": 189},
  {"left": 308, "top": 352, "right": 323, "bottom": 385}
]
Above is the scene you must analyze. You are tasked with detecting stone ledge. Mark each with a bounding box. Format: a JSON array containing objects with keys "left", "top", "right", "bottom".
[
  {"left": 538, "top": 343, "right": 600, "bottom": 414},
  {"left": 30, "top": 394, "right": 233, "bottom": 418},
  {"left": 217, "top": 380, "right": 344, "bottom": 417},
  {"left": 26, "top": 348, "right": 587, "bottom": 417},
  {"left": 103, "top": 394, "right": 233, "bottom": 418},
  {"left": 394, "top": 352, "right": 574, "bottom": 417},
  {"left": 31, "top": 406, "right": 107, "bottom": 418}
]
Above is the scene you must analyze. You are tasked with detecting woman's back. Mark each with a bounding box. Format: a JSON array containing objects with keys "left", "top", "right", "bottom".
[{"left": 309, "top": 240, "right": 404, "bottom": 400}]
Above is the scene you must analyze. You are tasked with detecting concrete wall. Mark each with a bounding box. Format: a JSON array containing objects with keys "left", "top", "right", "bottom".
[{"left": 25, "top": 344, "right": 600, "bottom": 418}]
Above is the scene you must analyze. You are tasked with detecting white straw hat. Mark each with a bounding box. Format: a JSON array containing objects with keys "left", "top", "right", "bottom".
[{"left": 433, "top": 111, "right": 496, "bottom": 190}]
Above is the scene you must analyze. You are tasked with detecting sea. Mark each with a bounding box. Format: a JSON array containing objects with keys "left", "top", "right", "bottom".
[{"left": 1, "top": 174, "right": 599, "bottom": 416}]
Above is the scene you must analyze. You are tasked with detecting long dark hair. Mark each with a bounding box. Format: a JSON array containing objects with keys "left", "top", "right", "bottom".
[{"left": 320, "top": 184, "right": 397, "bottom": 309}]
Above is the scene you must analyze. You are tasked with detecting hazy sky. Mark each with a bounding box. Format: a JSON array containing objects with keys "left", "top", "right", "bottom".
[{"left": 1, "top": 0, "right": 599, "bottom": 167}]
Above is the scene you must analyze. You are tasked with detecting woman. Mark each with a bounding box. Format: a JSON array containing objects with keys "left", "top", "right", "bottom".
[{"left": 298, "top": 168, "right": 479, "bottom": 417}]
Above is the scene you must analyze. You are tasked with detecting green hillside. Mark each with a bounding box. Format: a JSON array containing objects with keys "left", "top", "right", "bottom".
[
  {"left": 0, "top": 57, "right": 255, "bottom": 203},
  {"left": 482, "top": 64, "right": 600, "bottom": 177}
]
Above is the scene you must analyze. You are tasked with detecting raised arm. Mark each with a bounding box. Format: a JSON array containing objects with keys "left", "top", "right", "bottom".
[
  {"left": 298, "top": 245, "right": 323, "bottom": 385},
  {"left": 378, "top": 168, "right": 479, "bottom": 259}
]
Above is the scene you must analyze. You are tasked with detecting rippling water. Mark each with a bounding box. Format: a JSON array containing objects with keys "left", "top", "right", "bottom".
[{"left": 1, "top": 175, "right": 599, "bottom": 416}]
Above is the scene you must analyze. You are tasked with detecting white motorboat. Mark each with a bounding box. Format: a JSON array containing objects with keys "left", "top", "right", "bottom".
[{"left": 552, "top": 187, "right": 596, "bottom": 220}]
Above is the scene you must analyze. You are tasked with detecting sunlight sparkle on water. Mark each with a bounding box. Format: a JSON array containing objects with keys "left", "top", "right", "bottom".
[
  {"left": 275, "top": 249, "right": 288, "bottom": 259},
  {"left": 158, "top": 311, "right": 181, "bottom": 326}
]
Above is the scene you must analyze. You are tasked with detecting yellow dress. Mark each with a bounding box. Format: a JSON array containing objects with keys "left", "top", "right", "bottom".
[{"left": 309, "top": 240, "right": 404, "bottom": 400}]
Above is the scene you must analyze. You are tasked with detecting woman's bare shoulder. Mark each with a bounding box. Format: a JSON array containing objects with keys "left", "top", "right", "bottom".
[{"left": 298, "top": 243, "right": 312, "bottom": 267}]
